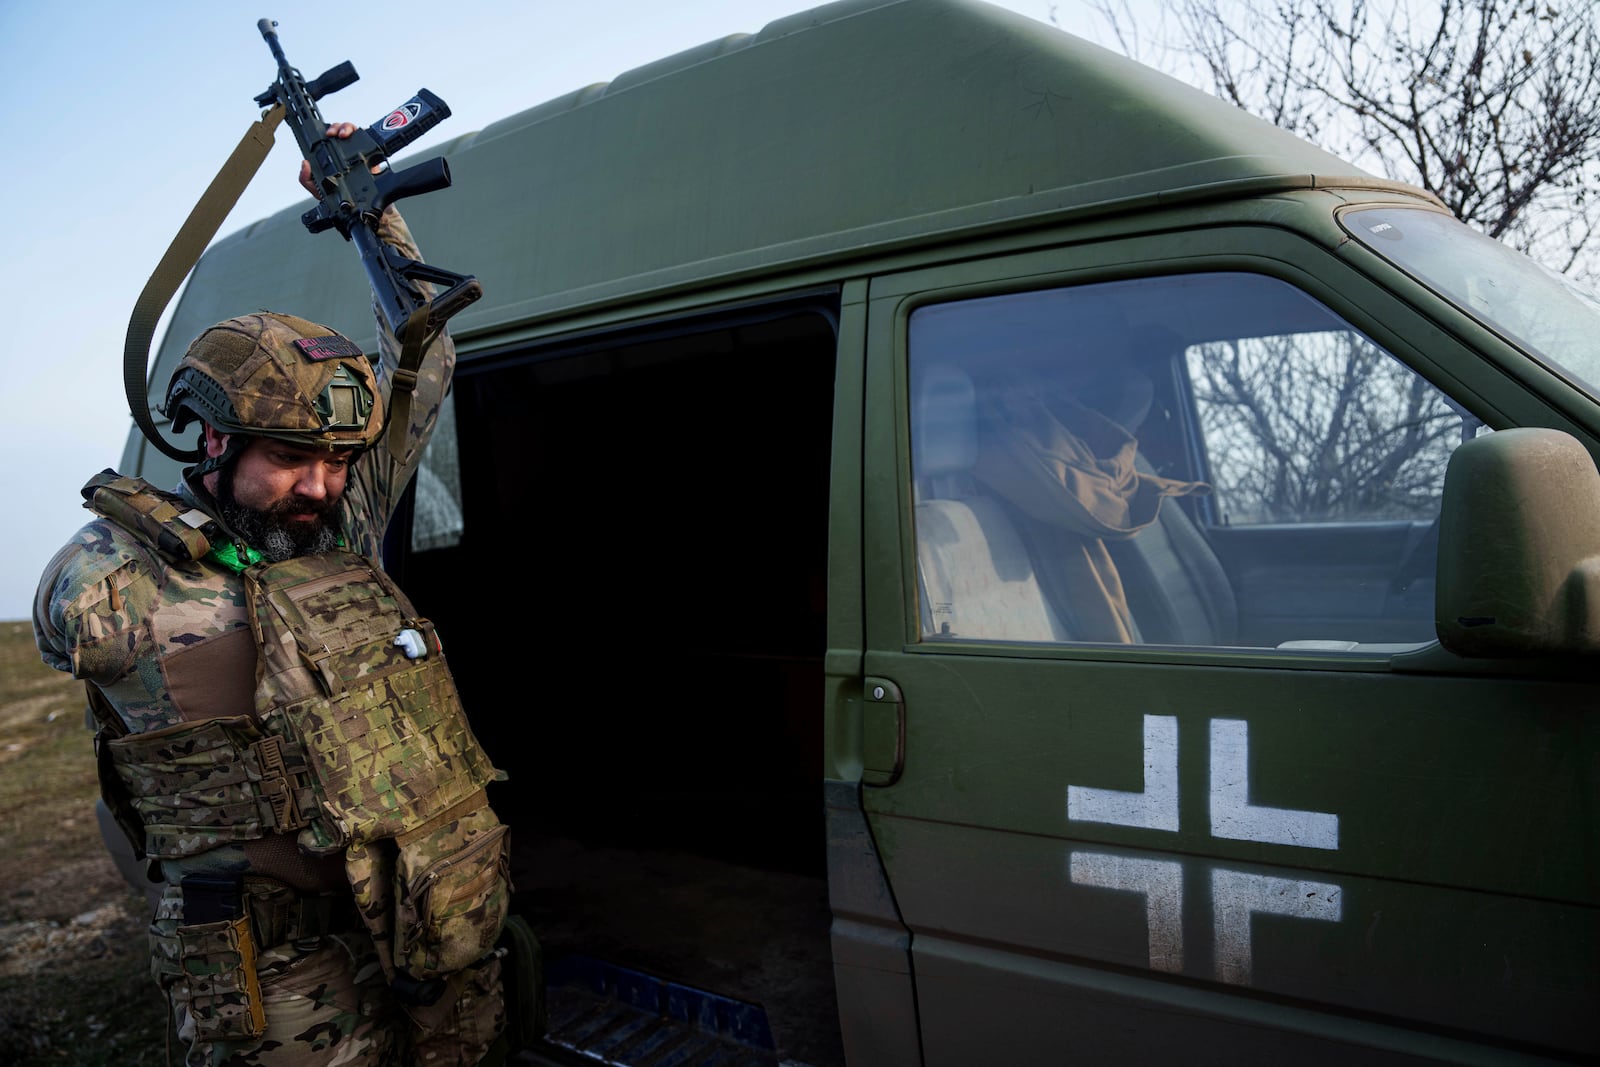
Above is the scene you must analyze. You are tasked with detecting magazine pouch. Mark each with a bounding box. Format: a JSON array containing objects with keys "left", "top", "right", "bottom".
[{"left": 149, "top": 883, "right": 268, "bottom": 1042}]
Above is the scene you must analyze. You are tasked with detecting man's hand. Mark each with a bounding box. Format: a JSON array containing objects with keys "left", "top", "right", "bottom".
[{"left": 298, "top": 122, "right": 361, "bottom": 197}]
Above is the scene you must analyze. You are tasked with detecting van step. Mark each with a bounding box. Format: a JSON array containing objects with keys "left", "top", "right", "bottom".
[{"left": 524, "top": 954, "right": 784, "bottom": 1067}]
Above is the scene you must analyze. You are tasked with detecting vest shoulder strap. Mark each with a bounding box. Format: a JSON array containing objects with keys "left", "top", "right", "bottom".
[{"left": 80, "top": 469, "right": 222, "bottom": 564}]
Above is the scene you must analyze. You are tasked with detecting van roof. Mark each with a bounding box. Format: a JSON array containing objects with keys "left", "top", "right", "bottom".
[{"left": 155, "top": 0, "right": 1403, "bottom": 381}]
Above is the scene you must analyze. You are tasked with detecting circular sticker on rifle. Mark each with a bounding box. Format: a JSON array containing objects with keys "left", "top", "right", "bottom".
[{"left": 383, "top": 103, "right": 423, "bottom": 130}]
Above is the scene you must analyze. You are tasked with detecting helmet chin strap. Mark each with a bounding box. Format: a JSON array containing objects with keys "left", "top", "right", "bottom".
[{"left": 192, "top": 429, "right": 249, "bottom": 481}]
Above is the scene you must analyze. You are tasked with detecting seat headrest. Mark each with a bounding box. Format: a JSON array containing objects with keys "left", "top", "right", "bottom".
[
  {"left": 1079, "top": 366, "right": 1154, "bottom": 434},
  {"left": 913, "top": 364, "right": 978, "bottom": 478}
]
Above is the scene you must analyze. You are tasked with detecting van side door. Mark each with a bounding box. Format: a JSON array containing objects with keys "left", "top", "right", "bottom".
[{"left": 858, "top": 227, "right": 1599, "bottom": 1064}]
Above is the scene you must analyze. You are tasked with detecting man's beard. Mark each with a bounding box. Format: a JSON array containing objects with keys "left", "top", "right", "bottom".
[{"left": 217, "top": 464, "right": 342, "bottom": 562}]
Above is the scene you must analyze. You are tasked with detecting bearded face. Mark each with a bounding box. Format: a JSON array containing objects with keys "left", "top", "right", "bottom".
[{"left": 213, "top": 437, "right": 350, "bottom": 561}]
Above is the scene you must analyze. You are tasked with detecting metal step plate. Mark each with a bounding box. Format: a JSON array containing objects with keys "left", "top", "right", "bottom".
[{"left": 533, "top": 954, "right": 783, "bottom": 1067}]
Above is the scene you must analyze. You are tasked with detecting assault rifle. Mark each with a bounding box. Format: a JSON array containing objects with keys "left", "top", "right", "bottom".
[
  {"left": 124, "top": 20, "right": 482, "bottom": 463},
  {"left": 255, "top": 18, "right": 482, "bottom": 347}
]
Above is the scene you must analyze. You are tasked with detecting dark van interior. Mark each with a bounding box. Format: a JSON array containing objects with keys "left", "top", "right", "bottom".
[{"left": 391, "top": 296, "right": 846, "bottom": 1065}]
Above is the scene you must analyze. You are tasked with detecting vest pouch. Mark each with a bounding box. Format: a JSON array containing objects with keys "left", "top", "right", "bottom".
[
  {"left": 108, "top": 715, "right": 323, "bottom": 858},
  {"left": 149, "top": 886, "right": 268, "bottom": 1043},
  {"left": 394, "top": 803, "right": 512, "bottom": 980}
]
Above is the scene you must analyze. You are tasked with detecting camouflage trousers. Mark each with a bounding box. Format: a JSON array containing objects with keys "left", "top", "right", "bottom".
[{"left": 151, "top": 886, "right": 506, "bottom": 1066}]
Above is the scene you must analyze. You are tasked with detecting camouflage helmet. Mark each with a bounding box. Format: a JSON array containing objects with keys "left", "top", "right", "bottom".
[{"left": 163, "top": 312, "right": 384, "bottom": 456}]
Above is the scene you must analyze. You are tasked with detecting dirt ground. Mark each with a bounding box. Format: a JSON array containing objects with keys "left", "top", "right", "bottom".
[{"left": 0, "top": 619, "right": 169, "bottom": 1065}]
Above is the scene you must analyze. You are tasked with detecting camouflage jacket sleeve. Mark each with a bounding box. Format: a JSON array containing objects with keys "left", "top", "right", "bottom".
[
  {"left": 33, "top": 519, "right": 160, "bottom": 686},
  {"left": 341, "top": 206, "right": 457, "bottom": 557}
]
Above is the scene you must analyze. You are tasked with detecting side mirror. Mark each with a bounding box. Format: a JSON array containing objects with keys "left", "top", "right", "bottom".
[{"left": 1437, "top": 427, "right": 1600, "bottom": 657}]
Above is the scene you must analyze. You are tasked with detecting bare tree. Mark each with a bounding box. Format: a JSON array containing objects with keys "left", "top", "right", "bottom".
[
  {"left": 1055, "top": 0, "right": 1594, "bottom": 524},
  {"left": 1079, "top": 0, "right": 1600, "bottom": 279},
  {"left": 1187, "top": 332, "right": 1466, "bottom": 524}
]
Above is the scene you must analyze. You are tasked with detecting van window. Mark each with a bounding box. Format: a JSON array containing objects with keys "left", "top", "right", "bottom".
[
  {"left": 410, "top": 391, "right": 464, "bottom": 552},
  {"left": 908, "top": 273, "right": 1476, "bottom": 650},
  {"left": 1343, "top": 205, "right": 1600, "bottom": 401}
]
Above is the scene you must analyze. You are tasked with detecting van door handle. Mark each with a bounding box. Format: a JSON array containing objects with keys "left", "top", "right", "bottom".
[{"left": 861, "top": 677, "right": 905, "bottom": 787}]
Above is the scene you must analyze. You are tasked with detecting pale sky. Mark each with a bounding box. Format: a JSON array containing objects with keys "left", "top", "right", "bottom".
[{"left": 0, "top": 0, "right": 1150, "bottom": 622}]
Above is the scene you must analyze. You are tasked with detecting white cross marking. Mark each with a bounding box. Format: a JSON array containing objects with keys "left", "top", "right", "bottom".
[
  {"left": 1209, "top": 719, "right": 1339, "bottom": 850},
  {"left": 1211, "top": 868, "right": 1342, "bottom": 985},
  {"left": 1067, "top": 714, "right": 1179, "bottom": 831},
  {"left": 1069, "top": 850, "right": 1184, "bottom": 972}
]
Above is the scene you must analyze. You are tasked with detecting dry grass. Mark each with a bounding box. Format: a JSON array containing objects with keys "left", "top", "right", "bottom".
[{"left": 0, "top": 619, "right": 167, "bottom": 1065}]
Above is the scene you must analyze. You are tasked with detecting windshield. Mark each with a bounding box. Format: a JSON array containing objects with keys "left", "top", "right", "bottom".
[{"left": 1342, "top": 205, "right": 1600, "bottom": 400}]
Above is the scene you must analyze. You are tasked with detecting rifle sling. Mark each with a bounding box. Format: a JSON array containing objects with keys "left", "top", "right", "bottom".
[
  {"left": 386, "top": 305, "right": 434, "bottom": 460},
  {"left": 124, "top": 105, "right": 287, "bottom": 463}
]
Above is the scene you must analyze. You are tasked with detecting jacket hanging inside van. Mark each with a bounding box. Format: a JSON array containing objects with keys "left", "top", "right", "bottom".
[{"left": 973, "top": 380, "right": 1209, "bottom": 643}]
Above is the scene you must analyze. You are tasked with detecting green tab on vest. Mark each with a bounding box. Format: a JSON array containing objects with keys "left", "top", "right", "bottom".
[{"left": 208, "top": 540, "right": 264, "bottom": 573}]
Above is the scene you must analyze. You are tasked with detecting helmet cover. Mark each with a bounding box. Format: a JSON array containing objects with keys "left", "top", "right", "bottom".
[{"left": 163, "top": 312, "right": 384, "bottom": 451}]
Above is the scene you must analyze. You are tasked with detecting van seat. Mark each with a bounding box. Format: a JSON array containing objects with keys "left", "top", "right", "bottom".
[
  {"left": 914, "top": 366, "right": 1069, "bottom": 642},
  {"left": 1082, "top": 366, "right": 1239, "bottom": 645},
  {"left": 1109, "top": 493, "right": 1238, "bottom": 645}
]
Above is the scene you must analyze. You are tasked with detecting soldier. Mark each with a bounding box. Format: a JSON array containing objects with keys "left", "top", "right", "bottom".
[{"left": 33, "top": 126, "right": 512, "bottom": 1066}]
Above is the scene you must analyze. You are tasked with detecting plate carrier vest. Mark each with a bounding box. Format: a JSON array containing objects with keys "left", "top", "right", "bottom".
[{"left": 82, "top": 472, "right": 511, "bottom": 988}]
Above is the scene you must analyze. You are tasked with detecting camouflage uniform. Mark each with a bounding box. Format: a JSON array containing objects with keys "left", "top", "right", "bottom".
[{"left": 34, "top": 208, "right": 506, "bottom": 1066}]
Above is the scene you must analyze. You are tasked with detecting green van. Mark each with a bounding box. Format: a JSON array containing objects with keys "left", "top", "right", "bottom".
[{"left": 119, "top": 1, "right": 1598, "bottom": 1062}]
